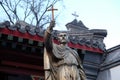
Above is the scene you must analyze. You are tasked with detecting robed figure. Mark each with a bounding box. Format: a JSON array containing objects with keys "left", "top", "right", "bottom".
[{"left": 44, "top": 21, "right": 86, "bottom": 80}]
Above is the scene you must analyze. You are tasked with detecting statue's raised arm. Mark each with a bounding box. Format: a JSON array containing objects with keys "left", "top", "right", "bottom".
[{"left": 44, "top": 20, "right": 55, "bottom": 53}]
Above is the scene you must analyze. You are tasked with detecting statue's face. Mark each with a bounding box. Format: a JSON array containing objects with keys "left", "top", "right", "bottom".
[{"left": 58, "top": 32, "right": 68, "bottom": 44}]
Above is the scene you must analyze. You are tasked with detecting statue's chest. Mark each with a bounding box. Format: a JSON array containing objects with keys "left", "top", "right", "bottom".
[
  {"left": 61, "top": 50, "right": 75, "bottom": 59},
  {"left": 62, "top": 50, "right": 70, "bottom": 54},
  {"left": 62, "top": 50, "right": 78, "bottom": 64},
  {"left": 60, "top": 50, "right": 72, "bottom": 57}
]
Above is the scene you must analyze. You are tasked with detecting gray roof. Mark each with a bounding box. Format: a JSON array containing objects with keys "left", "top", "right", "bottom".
[
  {"left": 0, "top": 20, "right": 107, "bottom": 51},
  {"left": 66, "top": 19, "right": 89, "bottom": 30},
  {"left": 107, "top": 44, "right": 120, "bottom": 53}
]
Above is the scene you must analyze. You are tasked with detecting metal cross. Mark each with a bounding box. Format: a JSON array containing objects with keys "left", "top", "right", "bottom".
[
  {"left": 72, "top": 12, "right": 79, "bottom": 19},
  {"left": 48, "top": 5, "right": 58, "bottom": 20}
]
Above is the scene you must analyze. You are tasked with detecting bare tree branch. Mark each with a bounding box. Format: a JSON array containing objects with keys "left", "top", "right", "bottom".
[
  {"left": 0, "top": 1, "right": 14, "bottom": 24},
  {"left": 3, "top": 0, "right": 21, "bottom": 22},
  {"left": 21, "top": 0, "right": 32, "bottom": 21},
  {"left": 1, "top": 0, "right": 63, "bottom": 28},
  {"left": 30, "top": 0, "right": 60, "bottom": 27}
]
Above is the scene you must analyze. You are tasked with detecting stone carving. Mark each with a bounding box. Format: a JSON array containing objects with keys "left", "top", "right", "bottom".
[{"left": 44, "top": 21, "right": 86, "bottom": 80}]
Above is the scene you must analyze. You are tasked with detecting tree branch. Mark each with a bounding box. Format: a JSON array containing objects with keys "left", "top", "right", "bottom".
[{"left": 0, "top": 2, "right": 14, "bottom": 24}]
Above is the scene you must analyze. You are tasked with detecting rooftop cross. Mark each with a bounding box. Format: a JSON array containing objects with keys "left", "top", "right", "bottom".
[
  {"left": 48, "top": 5, "right": 58, "bottom": 20},
  {"left": 72, "top": 12, "right": 79, "bottom": 19}
]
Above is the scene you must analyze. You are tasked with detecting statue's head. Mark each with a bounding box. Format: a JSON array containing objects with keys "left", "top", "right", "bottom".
[{"left": 57, "top": 32, "right": 68, "bottom": 44}]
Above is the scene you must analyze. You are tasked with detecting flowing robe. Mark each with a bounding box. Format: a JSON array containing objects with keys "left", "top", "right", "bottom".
[{"left": 44, "top": 30, "right": 86, "bottom": 80}]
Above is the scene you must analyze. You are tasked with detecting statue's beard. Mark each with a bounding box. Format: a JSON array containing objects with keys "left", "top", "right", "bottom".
[
  {"left": 60, "top": 42, "right": 67, "bottom": 44},
  {"left": 59, "top": 40, "right": 67, "bottom": 44}
]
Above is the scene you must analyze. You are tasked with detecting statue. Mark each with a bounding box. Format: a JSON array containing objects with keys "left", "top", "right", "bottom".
[{"left": 44, "top": 20, "right": 86, "bottom": 80}]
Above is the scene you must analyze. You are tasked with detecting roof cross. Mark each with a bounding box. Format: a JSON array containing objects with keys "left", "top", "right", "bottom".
[
  {"left": 48, "top": 5, "right": 58, "bottom": 20},
  {"left": 72, "top": 12, "right": 79, "bottom": 19}
]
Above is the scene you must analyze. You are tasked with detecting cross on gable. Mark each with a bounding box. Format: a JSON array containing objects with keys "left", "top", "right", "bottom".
[
  {"left": 72, "top": 12, "right": 79, "bottom": 19},
  {"left": 48, "top": 5, "right": 58, "bottom": 20}
]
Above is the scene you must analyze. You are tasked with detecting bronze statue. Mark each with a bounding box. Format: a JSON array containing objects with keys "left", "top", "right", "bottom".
[{"left": 44, "top": 21, "right": 86, "bottom": 80}]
